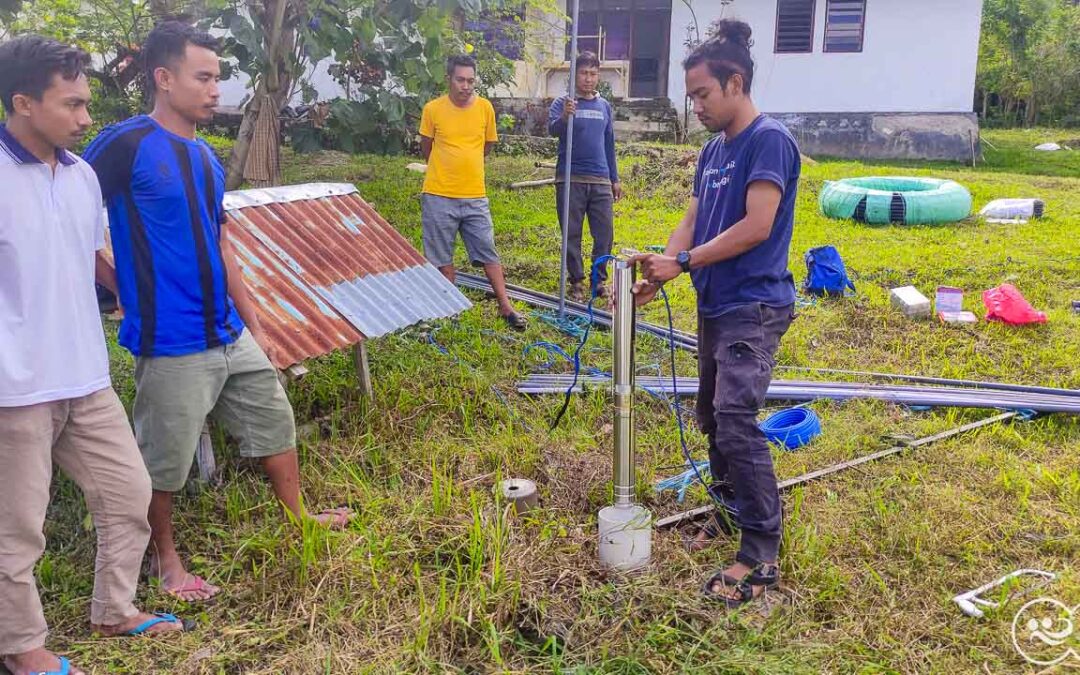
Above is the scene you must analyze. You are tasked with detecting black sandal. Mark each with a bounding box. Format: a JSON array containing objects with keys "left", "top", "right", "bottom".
[{"left": 702, "top": 562, "right": 780, "bottom": 609}]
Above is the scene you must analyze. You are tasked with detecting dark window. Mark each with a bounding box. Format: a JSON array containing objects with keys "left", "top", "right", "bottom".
[
  {"left": 566, "top": 0, "right": 666, "bottom": 62},
  {"left": 824, "top": 0, "right": 866, "bottom": 53},
  {"left": 563, "top": 0, "right": 671, "bottom": 97},
  {"left": 604, "top": 12, "right": 632, "bottom": 59},
  {"left": 775, "top": 0, "right": 815, "bottom": 53}
]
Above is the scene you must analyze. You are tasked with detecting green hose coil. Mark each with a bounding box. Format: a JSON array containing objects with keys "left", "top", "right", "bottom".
[{"left": 819, "top": 176, "right": 972, "bottom": 225}]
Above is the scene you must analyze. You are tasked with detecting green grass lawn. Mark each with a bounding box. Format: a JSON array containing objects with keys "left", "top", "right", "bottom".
[{"left": 34, "top": 130, "right": 1079, "bottom": 673}]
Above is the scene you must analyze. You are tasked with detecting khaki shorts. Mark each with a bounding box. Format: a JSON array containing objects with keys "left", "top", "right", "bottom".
[
  {"left": 133, "top": 330, "right": 296, "bottom": 492},
  {"left": 421, "top": 194, "right": 501, "bottom": 268}
]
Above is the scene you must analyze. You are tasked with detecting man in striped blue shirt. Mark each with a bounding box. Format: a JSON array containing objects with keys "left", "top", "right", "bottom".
[{"left": 85, "top": 21, "right": 350, "bottom": 604}]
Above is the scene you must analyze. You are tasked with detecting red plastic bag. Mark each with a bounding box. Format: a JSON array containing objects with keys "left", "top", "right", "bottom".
[{"left": 983, "top": 284, "right": 1047, "bottom": 325}]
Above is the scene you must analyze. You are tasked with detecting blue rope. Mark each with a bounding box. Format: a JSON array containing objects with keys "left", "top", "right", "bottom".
[
  {"left": 655, "top": 460, "right": 711, "bottom": 503},
  {"left": 425, "top": 327, "right": 451, "bottom": 356},
  {"left": 532, "top": 311, "right": 591, "bottom": 339},
  {"left": 522, "top": 341, "right": 575, "bottom": 370}
]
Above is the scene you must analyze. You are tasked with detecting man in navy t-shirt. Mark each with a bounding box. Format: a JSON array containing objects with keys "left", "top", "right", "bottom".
[
  {"left": 548, "top": 51, "right": 621, "bottom": 301},
  {"left": 85, "top": 22, "right": 350, "bottom": 604},
  {"left": 632, "top": 20, "right": 799, "bottom": 608}
]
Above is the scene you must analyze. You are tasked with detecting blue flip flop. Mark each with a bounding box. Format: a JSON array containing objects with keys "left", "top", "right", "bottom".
[
  {"left": 125, "top": 612, "right": 187, "bottom": 635},
  {"left": 30, "top": 655, "right": 71, "bottom": 675}
]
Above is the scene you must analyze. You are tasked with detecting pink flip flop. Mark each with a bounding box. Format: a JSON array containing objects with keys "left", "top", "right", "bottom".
[{"left": 160, "top": 574, "right": 220, "bottom": 602}]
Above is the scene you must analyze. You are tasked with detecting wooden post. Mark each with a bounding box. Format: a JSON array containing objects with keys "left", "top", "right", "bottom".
[
  {"left": 353, "top": 341, "right": 373, "bottom": 399},
  {"left": 277, "top": 363, "right": 308, "bottom": 388},
  {"left": 195, "top": 422, "right": 217, "bottom": 485}
]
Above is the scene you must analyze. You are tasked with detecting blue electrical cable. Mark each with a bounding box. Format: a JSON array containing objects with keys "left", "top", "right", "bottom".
[
  {"left": 656, "top": 284, "right": 745, "bottom": 524},
  {"left": 550, "top": 255, "right": 616, "bottom": 431},
  {"left": 657, "top": 284, "right": 726, "bottom": 508}
]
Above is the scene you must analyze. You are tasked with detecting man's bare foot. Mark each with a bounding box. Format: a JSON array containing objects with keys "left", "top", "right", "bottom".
[
  {"left": 311, "top": 506, "right": 353, "bottom": 530},
  {"left": 93, "top": 611, "right": 186, "bottom": 636},
  {"left": 148, "top": 554, "right": 220, "bottom": 602},
  {"left": 3, "top": 649, "right": 85, "bottom": 675}
]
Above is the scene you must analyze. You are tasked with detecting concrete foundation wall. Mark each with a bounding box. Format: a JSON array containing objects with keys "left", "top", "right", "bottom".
[
  {"left": 771, "top": 112, "right": 981, "bottom": 162},
  {"left": 497, "top": 97, "right": 980, "bottom": 161}
]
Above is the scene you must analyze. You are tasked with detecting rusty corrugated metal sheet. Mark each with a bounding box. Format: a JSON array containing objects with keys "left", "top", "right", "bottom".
[
  {"left": 224, "top": 183, "right": 472, "bottom": 340},
  {"left": 224, "top": 220, "right": 363, "bottom": 369},
  {"left": 102, "top": 184, "right": 468, "bottom": 371}
]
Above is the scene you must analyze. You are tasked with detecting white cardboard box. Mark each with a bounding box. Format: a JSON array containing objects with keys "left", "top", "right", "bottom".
[{"left": 890, "top": 286, "right": 932, "bottom": 318}]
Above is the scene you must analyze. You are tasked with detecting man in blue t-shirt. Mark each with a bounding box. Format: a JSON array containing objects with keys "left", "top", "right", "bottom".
[
  {"left": 548, "top": 52, "right": 621, "bottom": 301},
  {"left": 85, "top": 22, "right": 350, "bottom": 604},
  {"left": 632, "top": 21, "right": 799, "bottom": 608}
]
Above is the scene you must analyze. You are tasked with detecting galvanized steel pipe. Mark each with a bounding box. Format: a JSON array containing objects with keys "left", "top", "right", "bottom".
[{"left": 558, "top": 0, "right": 581, "bottom": 319}]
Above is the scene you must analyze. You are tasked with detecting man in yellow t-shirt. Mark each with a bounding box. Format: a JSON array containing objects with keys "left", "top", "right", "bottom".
[{"left": 419, "top": 54, "right": 526, "bottom": 331}]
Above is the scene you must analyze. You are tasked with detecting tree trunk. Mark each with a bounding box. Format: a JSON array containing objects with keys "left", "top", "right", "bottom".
[
  {"left": 224, "top": 0, "right": 293, "bottom": 190},
  {"left": 226, "top": 84, "right": 264, "bottom": 190}
]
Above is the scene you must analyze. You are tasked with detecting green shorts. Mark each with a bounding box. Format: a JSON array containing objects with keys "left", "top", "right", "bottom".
[{"left": 133, "top": 330, "right": 296, "bottom": 492}]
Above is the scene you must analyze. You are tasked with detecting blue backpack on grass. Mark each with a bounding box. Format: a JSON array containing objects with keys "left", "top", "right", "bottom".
[{"left": 803, "top": 245, "right": 855, "bottom": 297}]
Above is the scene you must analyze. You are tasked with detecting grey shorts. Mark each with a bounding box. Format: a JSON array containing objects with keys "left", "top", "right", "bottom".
[
  {"left": 421, "top": 193, "right": 501, "bottom": 268},
  {"left": 133, "top": 330, "right": 296, "bottom": 492}
]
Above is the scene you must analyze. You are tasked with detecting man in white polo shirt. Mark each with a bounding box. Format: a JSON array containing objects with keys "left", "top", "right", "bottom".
[{"left": 0, "top": 35, "right": 188, "bottom": 675}]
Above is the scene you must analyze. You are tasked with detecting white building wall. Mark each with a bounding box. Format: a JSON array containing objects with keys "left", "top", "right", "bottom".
[
  {"left": 667, "top": 0, "right": 983, "bottom": 113},
  {"left": 217, "top": 60, "right": 346, "bottom": 107}
]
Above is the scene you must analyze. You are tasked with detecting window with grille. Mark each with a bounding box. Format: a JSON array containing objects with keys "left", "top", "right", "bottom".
[
  {"left": 566, "top": 0, "right": 668, "bottom": 61},
  {"left": 774, "top": 0, "right": 815, "bottom": 53},
  {"left": 824, "top": 0, "right": 867, "bottom": 53}
]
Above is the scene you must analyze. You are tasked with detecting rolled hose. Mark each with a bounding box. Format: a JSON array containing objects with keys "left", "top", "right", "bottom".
[
  {"left": 819, "top": 176, "right": 972, "bottom": 225},
  {"left": 760, "top": 407, "right": 821, "bottom": 450}
]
